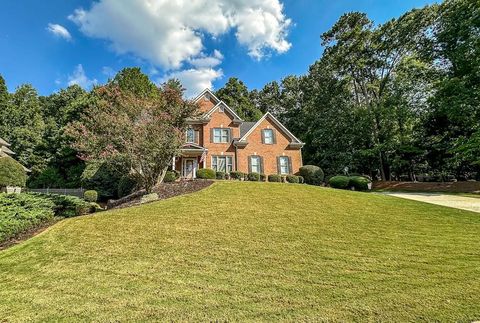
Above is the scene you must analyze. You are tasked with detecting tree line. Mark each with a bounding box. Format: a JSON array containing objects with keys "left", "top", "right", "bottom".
[
  {"left": 216, "top": 0, "right": 480, "bottom": 181},
  {"left": 0, "top": 0, "right": 478, "bottom": 194}
]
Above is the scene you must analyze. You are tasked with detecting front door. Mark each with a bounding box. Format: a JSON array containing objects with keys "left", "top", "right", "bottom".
[{"left": 183, "top": 158, "right": 197, "bottom": 179}]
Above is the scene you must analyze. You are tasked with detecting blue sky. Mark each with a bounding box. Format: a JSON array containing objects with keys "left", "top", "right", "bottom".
[{"left": 0, "top": 0, "right": 436, "bottom": 97}]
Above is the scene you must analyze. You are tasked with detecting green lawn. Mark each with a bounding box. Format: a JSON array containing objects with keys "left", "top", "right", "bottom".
[{"left": 1, "top": 182, "right": 479, "bottom": 321}]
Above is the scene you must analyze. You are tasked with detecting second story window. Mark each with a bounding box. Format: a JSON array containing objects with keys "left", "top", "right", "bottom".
[
  {"left": 186, "top": 128, "right": 195, "bottom": 143},
  {"left": 213, "top": 128, "right": 230, "bottom": 143},
  {"left": 262, "top": 129, "right": 274, "bottom": 144}
]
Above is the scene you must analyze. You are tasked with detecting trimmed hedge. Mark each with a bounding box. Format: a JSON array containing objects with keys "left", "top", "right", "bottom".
[
  {"left": 216, "top": 171, "right": 226, "bottom": 180},
  {"left": 298, "top": 165, "right": 324, "bottom": 186},
  {"left": 328, "top": 175, "right": 372, "bottom": 191},
  {"left": 0, "top": 157, "right": 27, "bottom": 188},
  {"left": 329, "top": 176, "right": 351, "bottom": 189},
  {"left": 286, "top": 175, "right": 301, "bottom": 183},
  {"left": 0, "top": 193, "right": 55, "bottom": 243},
  {"left": 230, "top": 171, "right": 245, "bottom": 180},
  {"left": 196, "top": 168, "right": 216, "bottom": 179},
  {"left": 268, "top": 174, "right": 282, "bottom": 182},
  {"left": 247, "top": 172, "right": 260, "bottom": 181},
  {"left": 349, "top": 176, "right": 371, "bottom": 191},
  {"left": 84, "top": 190, "right": 98, "bottom": 202}
]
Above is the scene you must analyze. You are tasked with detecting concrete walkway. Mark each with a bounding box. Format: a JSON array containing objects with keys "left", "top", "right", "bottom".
[{"left": 380, "top": 192, "right": 480, "bottom": 213}]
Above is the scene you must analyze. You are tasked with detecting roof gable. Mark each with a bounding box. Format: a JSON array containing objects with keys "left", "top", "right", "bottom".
[
  {"left": 238, "top": 112, "right": 303, "bottom": 144},
  {"left": 193, "top": 88, "right": 221, "bottom": 105},
  {"left": 204, "top": 101, "right": 243, "bottom": 122}
]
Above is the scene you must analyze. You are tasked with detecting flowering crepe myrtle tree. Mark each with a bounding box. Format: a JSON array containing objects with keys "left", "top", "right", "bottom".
[{"left": 68, "top": 83, "right": 197, "bottom": 193}]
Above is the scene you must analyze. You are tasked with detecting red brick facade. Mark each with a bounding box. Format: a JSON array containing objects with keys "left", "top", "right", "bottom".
[{"left": 176, "top": 89, "right": 303, "bottom": 178}]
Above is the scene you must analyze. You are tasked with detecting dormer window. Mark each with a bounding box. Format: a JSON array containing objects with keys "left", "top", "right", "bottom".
[{"left": 186, "top": 128, "right": 195, "bottom": 143}]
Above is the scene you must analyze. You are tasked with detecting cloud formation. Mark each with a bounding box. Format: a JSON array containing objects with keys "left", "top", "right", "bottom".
[
  {"left": 68, "top": 64, "right": 98, "bottom": 89},
  {"left": 160, "top": 68, "right": 224, "bottom": 98},
  {"left": 46, "top": 23, "right": 72, "bottom": 41},
  {"left": 69, "top": 0, "right": 291, "bottom": 68},
  {"left": 69, "top": 0, "right": 291, "bottom": 97}
]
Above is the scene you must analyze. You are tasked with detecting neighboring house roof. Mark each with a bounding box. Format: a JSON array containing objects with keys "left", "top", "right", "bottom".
[
  {"left": 0, "top": 137, "right": 10, "bottom": 147},
  {"left": 0, "top": 145, "right": 15, "bottom": 155},
  {"left": 240, "top": 122, "right": 257, "bottom": 137},
  {"left": 238, "top": 112, "right": 304, "bottom": 145}
]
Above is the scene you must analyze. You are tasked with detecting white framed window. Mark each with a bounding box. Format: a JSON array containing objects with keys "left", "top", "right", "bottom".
[
  {"left": 186, "top": 128, "right": 195, "bottom": 143},
  {"left": 213, "top": 128, "right": 230, "bottom": 143},
  {"left": 250, "top": 156, "right": 261, "bottom": 173},
  {"left": 211, "top": 156, "right": 233, "bottom": 172},
  {"left": 279, "top": 156, "right": 290, "bottom": 175},
  {"left": 263, "top": 129, "right": 274, "bottom": 144}
]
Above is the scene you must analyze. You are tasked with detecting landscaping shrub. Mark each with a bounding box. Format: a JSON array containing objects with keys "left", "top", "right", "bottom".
[
  {"left": 0, "top": 193, "right": 55, "bottom": 243},
  {"left": 216, "top": 171, "right": 226, "bottom": 180},
  {"left": 329, "top": 176, "right": 351, "bottom": 189},
  {"left": 196, "top": 168, "right": 215, "bottom": 179},
  {"left": 163, "top": 171, "right": 178, "bottom": 183},
  {"left": 298, "top": 176, "right": 305, "bottom": 184},
  {"left": 31, "top": 193, "right": 93, "bottom": 217},
  {"left": 298, "top": 165, "right": 324, "bottom": 186},
  {"left": 349, "top": 176, "right": 371, "bottom": 191},
  {"left": 230, "top": 171, "right": 245, "bottom": 180},
  {"left": 247, "top": 172, "right": 260, "bottom": 181},
  {"left": 286, "top": 175, "right": 300, "bottom": 183},
  {"left": 260, "top": 174, "right": 267, "bottom": 182},
  {"left": 268, "top": 174, "right": 282, "bottom": 182},
  {"left": 0, "top": 157, "right": 27, "bottom": 188},
  {"left": 117, "top": 176, "right": 137, "bottom": 198},
  {"left": 84, "top": 190, "right": 98, "bottom": 202}
]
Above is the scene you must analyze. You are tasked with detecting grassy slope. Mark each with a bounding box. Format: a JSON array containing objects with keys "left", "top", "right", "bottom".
[{"left": 0, "top": 182, "right": 479, "bottom": 321}]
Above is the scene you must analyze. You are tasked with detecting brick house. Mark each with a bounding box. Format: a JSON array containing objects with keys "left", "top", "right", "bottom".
[{"left": 173, "top": 89, "right": 304, "bottom": 179}]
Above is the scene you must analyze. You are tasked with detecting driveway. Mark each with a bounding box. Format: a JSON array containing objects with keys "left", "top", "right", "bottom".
[{"left": 380, "top": 192, "right": 480, "bottom": 213}]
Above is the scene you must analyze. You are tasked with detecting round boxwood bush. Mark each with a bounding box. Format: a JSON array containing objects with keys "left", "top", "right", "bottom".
[
  {"left": 268, "top": 174, "right": 282, "bottom": 182},
  {"left": 286, "top": 175, "right": 300, "bottom": 183},
  {"left": 349, "top": 176, "right": 371, "bottom": 191},
  {"left": 216, "top": 171, "right": 226, "bottom": 180},
  {"left": 329, "top": 175, "right": 351, "bottom": 189},
  {"left": 230, "top": 171, "right": 245, "bottom": 180},
  {"left": 298, "top": 165, "right": 324, "bottom": 185},
  {"left": 163, "top": 171, "right": 178, "bottom": 183},
  {"left": 247, "top": 172, "right": 260, "bottom": 181},
  {"left": 84, "top": 190, "right": 98, "bottom": 202},
  {"left": 196, "top": 168, "right": 215, "bottom": 179},
  {"left": 0, "top": 157, "right": 27, "bottom": 187}
]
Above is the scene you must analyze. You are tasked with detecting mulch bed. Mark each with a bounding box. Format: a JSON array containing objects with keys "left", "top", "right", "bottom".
[
  {"left": 107, "top": 180, "right": 213, "bottom": 209},
  {"left": 0, "top": 218, "right": 62, "bottom": 251},
  {"left": 373, "top": 181, "right": 480, "bottom": 193}
]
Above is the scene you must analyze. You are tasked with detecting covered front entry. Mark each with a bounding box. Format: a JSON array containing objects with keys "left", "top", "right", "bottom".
[
  {"left": 182, "top": 158, "right": 198, "bottom": 179},
  {"left": 175, "top": 143, "right": 207, "bottom": 179}
]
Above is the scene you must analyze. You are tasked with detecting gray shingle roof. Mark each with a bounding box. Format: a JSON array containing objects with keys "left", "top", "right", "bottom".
[{"left": 239, "top": 122, "right": 257, "bottom": 137}]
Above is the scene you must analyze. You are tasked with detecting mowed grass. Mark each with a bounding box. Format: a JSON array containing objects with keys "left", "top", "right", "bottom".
[{"left": 1, "top": 182, "right": 479, "bottom": 321}]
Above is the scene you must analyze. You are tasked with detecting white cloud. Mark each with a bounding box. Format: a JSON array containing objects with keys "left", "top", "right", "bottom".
[
  {"left": 46, "top": 23, "right": 72, "bottom": 41},
  {"left": 69, "top": 0, "right": 292, "bottom": 69},
  {"left": 68, "top": 64, "right": 98, "bottom": 89},
  {"left": 160, "top": 68, "right": 223, "bottom": 98}
]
